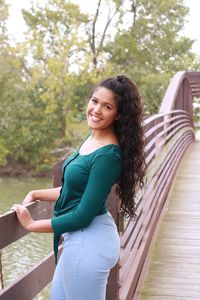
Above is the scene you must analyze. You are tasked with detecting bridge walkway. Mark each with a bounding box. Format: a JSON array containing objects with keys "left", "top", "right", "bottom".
[{"left": 140, "top": 139, "right": 200, "bottom": 299}]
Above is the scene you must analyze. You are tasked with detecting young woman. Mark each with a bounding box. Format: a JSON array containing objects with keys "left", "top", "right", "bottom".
[{"left": 11, "top": 75, "right": 146, "bottom": 300}]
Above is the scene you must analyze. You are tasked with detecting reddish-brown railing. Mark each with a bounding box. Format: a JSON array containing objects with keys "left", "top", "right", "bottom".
[
  {"left": 0, "top": 202, "right": 57, "bottom": 300},
  {"left": 0, "top": 71, "right": 199, "bottom": 300},
  {"left": 159, "top": 71, "right": 193, "bottom": 115},
  {"left": 119, "top": 110, "right": 194, "bottom": 300},
  {"left": 118, "top": 70, "right": 199, "bottom": 300}
]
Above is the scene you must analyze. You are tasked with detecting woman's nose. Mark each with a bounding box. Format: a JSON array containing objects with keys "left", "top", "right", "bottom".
[{"left": 93, "top": 105, "right": 101, "bottom": 114}]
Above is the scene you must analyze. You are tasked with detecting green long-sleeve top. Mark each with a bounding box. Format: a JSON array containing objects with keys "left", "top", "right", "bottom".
[{"left": 51, "top": 143, "right": 122, "bottom": 262}]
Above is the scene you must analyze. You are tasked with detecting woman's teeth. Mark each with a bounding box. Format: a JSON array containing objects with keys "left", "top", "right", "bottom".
[{"left": 91, "top": 114, "right": 101, "bottom": 121}]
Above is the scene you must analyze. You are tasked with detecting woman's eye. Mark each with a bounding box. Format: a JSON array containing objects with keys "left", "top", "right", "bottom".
[
  {"left": 105, "top": 105, "right": 112, "bottom": 110},
  {"left": 91, "top": 98, "right": 97, "bottom": 103}
]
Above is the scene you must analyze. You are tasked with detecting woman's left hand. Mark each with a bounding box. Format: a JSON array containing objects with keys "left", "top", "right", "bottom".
[{"left": 11, "top": 204, "right": 33, "bottom": 231}]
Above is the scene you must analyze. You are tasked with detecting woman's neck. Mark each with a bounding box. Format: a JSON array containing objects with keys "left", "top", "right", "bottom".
[{"left": 90, "top": 128, "right": 118, "bottom": 145}]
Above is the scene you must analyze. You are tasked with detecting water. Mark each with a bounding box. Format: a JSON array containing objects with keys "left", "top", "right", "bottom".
[{"left": 0, "top": 176, "right": 54, "bottom": 299}]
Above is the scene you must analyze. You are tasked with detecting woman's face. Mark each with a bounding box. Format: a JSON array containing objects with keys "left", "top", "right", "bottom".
[{"left": 86, "top": 87, "right": 120, "bottom": 131}]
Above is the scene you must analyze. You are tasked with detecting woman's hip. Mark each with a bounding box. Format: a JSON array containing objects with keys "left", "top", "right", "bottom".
[{"left": 62, "top": 212, "right": 120, "bottom": 266}]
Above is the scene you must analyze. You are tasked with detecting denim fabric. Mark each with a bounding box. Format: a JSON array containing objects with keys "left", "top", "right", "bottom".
[{"left": 50, "top": 212, "right": 120, "bottom": 300}]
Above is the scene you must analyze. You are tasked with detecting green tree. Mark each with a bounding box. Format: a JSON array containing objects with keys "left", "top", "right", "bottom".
[
  {"left": 106, "top": 0, "right": 198, "bottom": 113},
  {"left": 0, "top": 0, "right": 12, "bottom": 165},
  {"left": 22, "top": 0, "right": 89, "bottom": 137},
  {"left": 1, "top": 0, "right": 199, "bottom": 173},
  {"left": 1, "top": 0, "right": 94, "bottom": 171},
  {"left": 0, "top": 0, "right": 8, "bottom": 45},
  {"left": 84, "top": 0, "right": 123, "bottom": 72},
  {"left": 3, "top": 0, "right": 91, "bottom": 171}
]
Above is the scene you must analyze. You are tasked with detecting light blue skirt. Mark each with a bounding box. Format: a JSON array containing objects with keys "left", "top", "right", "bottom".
[{"left": 50, "top": 212, "right": 120, "bottom": 300}]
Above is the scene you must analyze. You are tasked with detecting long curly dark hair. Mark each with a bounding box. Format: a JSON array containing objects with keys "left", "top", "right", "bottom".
[{"left": 95, "top": 75, "right": 146, "bottom": 219}]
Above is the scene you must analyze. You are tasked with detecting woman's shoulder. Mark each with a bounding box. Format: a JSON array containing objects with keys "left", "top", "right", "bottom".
[
  {"left": 91, "top": 145, "right": 122, "bottom": 176},
  {"left": 92, "top": 144, "right": 122, "bottom": 161}
]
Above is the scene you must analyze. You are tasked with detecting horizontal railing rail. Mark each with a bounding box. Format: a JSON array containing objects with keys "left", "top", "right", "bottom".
[
  {"left": 0, "top": 201, "right": 53, "bottom": 249},
  {"left": 117, "top": 70, "right": 200, "bottom": 299},
  {"left": 119, "top": 110, "right": 194, "bottom": 300},
  {"left": 0, "top": 246, "right": 62, "bottom": 300},
  {"left": 0, "top": 201, "right": 62, "bottom": 300}
]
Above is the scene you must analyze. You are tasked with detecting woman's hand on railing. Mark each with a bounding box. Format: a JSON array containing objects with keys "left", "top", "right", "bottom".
[
  {"left": 11, "top": 204, "right": 33, "bottom": 231},
  {"left": 9, "top": 203, "right": 53, "bottom": 233}
]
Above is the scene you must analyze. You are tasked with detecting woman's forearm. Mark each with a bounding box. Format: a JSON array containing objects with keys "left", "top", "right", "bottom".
[
  {"left": 28, "top": 219, "right": 53, "bottom": 233},
  {"left": 31, "top": 187, "right": 61, "bottom": 202}
]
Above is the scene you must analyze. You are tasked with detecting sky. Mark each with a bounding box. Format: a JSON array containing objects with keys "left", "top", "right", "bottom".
[{"left": 5, "top": 0, "right": 200, "bottom": 55}]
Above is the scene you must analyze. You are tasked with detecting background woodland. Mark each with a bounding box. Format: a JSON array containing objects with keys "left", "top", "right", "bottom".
[{"left": 0, "top": 0, "right": 199, "bottom": 174}]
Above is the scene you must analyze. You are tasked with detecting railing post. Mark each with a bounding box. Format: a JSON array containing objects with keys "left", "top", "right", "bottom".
[
  {"left": 52, "top": 160, "right": 64, "bottom": 187},
  {"left": 0, "top": 250, "right": 4, "bottom": 290},
  {"left": 106, "top": 189, "right": 120, "bottom": 300}
]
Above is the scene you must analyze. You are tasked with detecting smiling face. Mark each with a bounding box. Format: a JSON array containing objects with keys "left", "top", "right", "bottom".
[{"left": 86, "top": 87, "right": 120, "bottom": 132}]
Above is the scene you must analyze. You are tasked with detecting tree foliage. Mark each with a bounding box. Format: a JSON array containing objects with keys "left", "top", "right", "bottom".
[
  {"left": 107, "top": 0, "right": 199, "bottom": 113},
  {"left": 0, "top": 0, "right": 13, "bottom": 165},
  {"left": 0, "top": 0, "right": 199, "bottom": 173}
]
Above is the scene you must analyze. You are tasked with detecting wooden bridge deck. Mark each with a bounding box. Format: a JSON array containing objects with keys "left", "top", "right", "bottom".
[{"left": 140, "top": 140, "right": 200, "bottom": 299}]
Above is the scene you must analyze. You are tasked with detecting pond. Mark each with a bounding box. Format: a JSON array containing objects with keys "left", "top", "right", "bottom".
[{"left": 0, "top": 176, "right": 54, "bottom": 300}]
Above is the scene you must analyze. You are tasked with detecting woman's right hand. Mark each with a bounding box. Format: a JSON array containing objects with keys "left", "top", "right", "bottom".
[{"left": 22, "top": 191, "right": 35, "bottom": 205}]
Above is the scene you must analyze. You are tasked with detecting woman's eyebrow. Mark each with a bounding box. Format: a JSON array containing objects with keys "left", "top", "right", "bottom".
[{"left": 92, "top": 95, "right": 114, "bottom": 107}]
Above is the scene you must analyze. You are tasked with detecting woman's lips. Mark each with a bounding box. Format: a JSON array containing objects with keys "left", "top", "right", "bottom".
[{"left": 90, "top": 114, "right": 102, "bottom": 122}]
